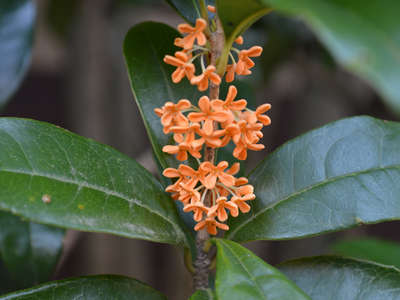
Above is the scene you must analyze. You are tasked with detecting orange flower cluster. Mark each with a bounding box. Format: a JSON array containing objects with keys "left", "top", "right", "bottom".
[
  {"left": 155, "top": 6, "right": 271, "bottom": 235},
  {"left": 163, "top": 7, "right": 262, "bottom": 90},
  {"left": 163, "top": 161, "right": 255, "bottom": 235},
  {"left": 155, "top": 85, "right": 271, "bottom": 161}
]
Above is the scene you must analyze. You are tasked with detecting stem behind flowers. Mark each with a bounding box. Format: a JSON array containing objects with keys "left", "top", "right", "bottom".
[{"left": 193, "top": 14, "right": 225, "bottom": 291}]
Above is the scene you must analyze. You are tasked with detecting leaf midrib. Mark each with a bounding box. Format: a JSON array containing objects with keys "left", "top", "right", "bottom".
[
  {"left": 227, "top": 164, "right": 400, "bottom": 240},
  {"left": 0, "top": 167, "right": 184, "bottom": 243}
]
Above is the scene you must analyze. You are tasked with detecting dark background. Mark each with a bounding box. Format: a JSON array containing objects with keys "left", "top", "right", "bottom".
[{"left": 2, "top": 0, "right": 399, "bottom": 299}]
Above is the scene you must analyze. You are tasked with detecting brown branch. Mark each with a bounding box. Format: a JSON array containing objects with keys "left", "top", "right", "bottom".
[{"left": 193, "top": 14, "right": 225, "bottom": 291}]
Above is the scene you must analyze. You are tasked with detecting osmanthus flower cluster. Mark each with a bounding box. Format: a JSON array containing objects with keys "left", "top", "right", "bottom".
[
  {"left": 163, "top": 5, "right": 263, "bottom": 90},
  {"left": 155, "top": 5, "right": 271, "bottom": 235}
]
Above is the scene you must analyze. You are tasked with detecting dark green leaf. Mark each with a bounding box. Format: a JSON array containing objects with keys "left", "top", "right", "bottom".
[
  {"left": 0, "top": 275, "right": 166, "bottom": 299},
  {"left": 216, "top": 0, "right": 271, "bottom": 45},
  {"left": 190, "top": 289, "right": 215, "bottom": 300},
  {"left": 0, "top": 211, "right": 64, "bottom": 293},
  {"left": 214, "top": 239, "right": 310, "bottom": 300},
  {"left": 124, "top": 21, "right": 201, "bottom": 171},
  {"left": 280, "top": 256, "right": 400, "bottom": 300},
  {"left": 0, "top": 0, "right": 35, "bottom": 108},
  {"left": 262, "top": 0, "right": 400, "bottom": 113},
  {"left": 227, "top": 116, "right": 400, "bottom": 242},
  {"left": 332, "top": 238, "right": 400, "bottom": 268},
  {"left": 0, "top": 118, "right": 190, "bottom": 246},
  {"left": 165, "top": 0, "right": 200, "bottom": 24}
]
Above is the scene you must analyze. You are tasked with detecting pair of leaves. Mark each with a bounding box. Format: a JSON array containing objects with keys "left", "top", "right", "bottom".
[
  {"left": 167, "top": 0, "right": 400, "bottom": 113},
  {"left": 0, "top": 0, "right": 35, "bottom": 108},
  {"left": 3, "top": 239, "right": 400, "bottom": 299}
]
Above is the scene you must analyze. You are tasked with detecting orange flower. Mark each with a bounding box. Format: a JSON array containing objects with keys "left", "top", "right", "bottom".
[
  {"left": 225, "top": 64, "right": 236, "bottom": 82},
  {"left": 235, "top": 36, "right": 244, "bottom": 45},
  {"left": 220, "top": 122, "right": 240, "bottom": 147},
  {"left": 194, "top": 216, "right": 229, "bottom": 235},
  {"left": 188, "top": 96, "right": 230, "bottom": 135},
  {"left": 171, "top": 123, "right": 205, "bottom": 151},
  {"left": 163, "top": 51, "right": 195, "bottom": 83},
  {"left": 154, "top": 100, "right": 190, "bottom": 133},
  {"left": 208, "top": 196, "right": 238, "bottom": 221},
  {"left": 207, "top": 5, "right": 216, "bottom": 13},
  {"left": 178, "top": 183, "right": 201, "bottom": 205},
  {"left": 236, "top": 46, "right": 263, "bottom": 75},
  {"left": 195, "top": 127, "right": 224, "bottom": 148},
  {"left": 236, "top": 184, "right": 255, "bottom": 197},
  {"left": 241, "top": 104, "right": 271, "bottom": 126},
  {"left": 179, "top": 164, "right": 206, "bottom": 189},
  {"left": 256, "top": 104, "right": 271, "bottom": 125},
  {"left": 163, "top": 167, "right": 184, "bottom": 194},
  {"left": 226, "top": 120, "right": 264, "bottom": 160},
  {"left": 175, "top": 18, "right": 207, "bottom": 50},
  {"left": 226, "top": 162, "right": 240, "bottom": 176},
  {"left": 211, "top": 85, "right": 247, "bottom": 123},
  {"left": 190, "top": 65, "right": 221, "bottom": 91},
  {"left": 200, "top": 161, "right": 236, "bottom": 189},
  {"left": 163, "top": 144, "right": 191, "bottom": 161},
  {"left": 231, "top": 194, "right": 255, "bottom": 214},
  {"left": 184, "top": 201, "right": 209, "bottom": 221}
]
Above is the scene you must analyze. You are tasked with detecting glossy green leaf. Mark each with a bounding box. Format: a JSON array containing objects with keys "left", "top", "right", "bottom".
[
  {"left": 0, "top": 118, "right": 190, "bottom": 246},
  {"left": 190, "top": 289, "right": 215, "bottom": 300},
  {"left": 332, "top": 238, "right": 400, "bottom": 268},
  {"left": 227, "top": 116, "right": 400, "bottom": 242},
  {"left": 124, "top": 22, "right": 201, "bottom": 171},
  {"left": 165, "top": 0, "right": 200, "bottom": 24},
  {"left": 280, "top": 256, "right": 400, "bottom": 300},
  {"left": 216, "top": 0, "right": 271, "bottom": 43},
  {"left": 0, "top": 275, "right": 166, "bottom": 299},
  {"left": 262, "top": 0, "right": 400, "bottom": 113},
  {"left": 0, "top": 211, "right": 64, "bottom": 293},
  {"left": 0, "top": 0, "right": 35, "bottom": 108},
  {"left": 214, "top": 239, "right": 310, "bottom": 300}
]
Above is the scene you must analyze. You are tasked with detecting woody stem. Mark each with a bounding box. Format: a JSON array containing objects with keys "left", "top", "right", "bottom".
[{"left": 193, "top": 14, "right": 225, "bottom": 291}]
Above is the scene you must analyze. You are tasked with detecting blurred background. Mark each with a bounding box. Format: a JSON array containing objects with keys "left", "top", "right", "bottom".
[{"left": 2, "top": 0, "right": 400, "bottom": 299}]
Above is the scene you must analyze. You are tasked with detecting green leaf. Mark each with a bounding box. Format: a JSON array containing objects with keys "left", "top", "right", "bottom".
[
  {"left": 227, "top": 116, "right": 400, "bottom": 242},
  {"left": 0, "top": 275, "right": 167, "bottom": 299},
  {"left": 190, "top": 289, "right": 215, "bottom": 300},
  {"left": 262, "top": 0, "right": 400, "bottom": 114},
  {"left": 216, "top": 0, "right": 271, "bottom": 43},
  {"left": 332, "top": 238, "right": 400, "bottom": 268},
  {"left": 0, "top": 211, "right": 64, "bottom": 293},
  {"left": 165, "top": 0, "right": 200, "bottom": 24},
  {"left": 0, "top": 118, "right": 190, "bottom": 246},
  {"left": 280, "top": 256, "right": 400, "bottom": 300},
  {"left": 0, "top": 0, "right": 35, "bottom": 108},
  {"left": 124, "top": 21, "right": 201, "bottom": 171},
  {"left": 214, "top": 239, "right": 310, "bottom": 300}
]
